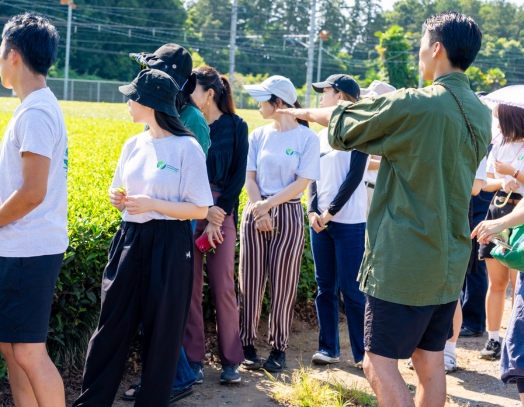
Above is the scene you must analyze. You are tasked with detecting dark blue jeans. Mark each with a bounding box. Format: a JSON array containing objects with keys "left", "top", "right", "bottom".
[
  {"left": 310, "top": 221, "right": 366, "bottom": 363},
  {"left": 461, "top": 257, "right": 488, "bottom": 333}
]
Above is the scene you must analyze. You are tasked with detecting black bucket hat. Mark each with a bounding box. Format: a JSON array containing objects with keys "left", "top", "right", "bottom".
[
  {"left": 129, "top": 44, "right": 196, "bottom": 94},
  {"left": 312, "top": 74, "right": 360, "bottom": 100},
  {"left": 119, "top": 69, "right": 180, "bottom": 117}
]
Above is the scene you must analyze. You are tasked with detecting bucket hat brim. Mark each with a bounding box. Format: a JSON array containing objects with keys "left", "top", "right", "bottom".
[{"left": 119, "top": 82, "right": 179, "bottom": 117}]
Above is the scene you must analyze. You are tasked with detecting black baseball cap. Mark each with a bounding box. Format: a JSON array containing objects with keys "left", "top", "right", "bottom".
[
  {"left": 119, "top": 69, "right": 180, "bottom": 117},
  {"left": 312, "top": 74, "right": 360, "bottom": 99},
  {"left": 129, "top": 44, "right": 196, "bottom": 93}
]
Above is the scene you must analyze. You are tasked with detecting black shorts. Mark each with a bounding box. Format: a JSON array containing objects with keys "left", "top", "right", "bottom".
[
  {"left": 479, "top": 192, "right": 521, "bottom": 260},
  {"left": 364, "top": 295, "right": 457, "bottom": 360},
  {"left": 0, "top": 254, "right": 63, "bottom": 343}
]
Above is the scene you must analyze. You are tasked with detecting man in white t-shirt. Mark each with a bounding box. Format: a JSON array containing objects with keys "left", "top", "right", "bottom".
[{"left": 0, "top": 13, "right": 67, "bottom": 407}]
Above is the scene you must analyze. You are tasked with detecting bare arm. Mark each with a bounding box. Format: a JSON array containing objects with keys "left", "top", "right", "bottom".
[
  {"left": 253, "top": 176, "right": 310, "bottom": 221},
  {"left": 368, "top": 158, "right": 381, "bottom": 171},
  {"left": 277, "top": 106, "right": 337, "bottom": 127},
  {"left": 482, "top": 175, "right": 504, "bottom": 192},
  {"left": 471, "top": 179, "right": 484, "bottom": 196},
  {"left": 124, "top": 195, "right": 208, "bottom": 220},
  {"left": 0, "top": 152, "right": 50, "bottom": 227},
  {"left": 245, "top": 171, "right": 263, "bottom": 203},
  {"left": 472, "top": 199, "right": 524, "bottom": 243}
]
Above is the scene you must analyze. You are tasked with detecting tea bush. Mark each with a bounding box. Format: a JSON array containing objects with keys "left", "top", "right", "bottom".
[{"left": 0, "top": 99, "right": 318, "bottom": 374}]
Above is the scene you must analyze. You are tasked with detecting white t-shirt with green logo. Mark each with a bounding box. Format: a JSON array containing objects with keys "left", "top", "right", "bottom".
[
  {"left": 111, "top": 131, "right": 213, "bottom": 223},
  {"left": 0, "top": 88, "right": 68, "bottom": 257},
  {"left": 246, "top": 124, "right": 320, "bottom": 198},
  {"left": 487, "top": 141, "right": 524, "bottom": 196}
]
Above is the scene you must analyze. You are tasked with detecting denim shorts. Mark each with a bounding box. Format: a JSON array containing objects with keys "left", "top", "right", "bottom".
[{"left": 0, "top": 254, "right": 63, "bottom": 343}]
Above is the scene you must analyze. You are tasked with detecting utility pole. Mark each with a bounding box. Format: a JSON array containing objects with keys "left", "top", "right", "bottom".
[
  {"left": 316, "top": 37, "right": 322, "bottom": 107},
  {"left": 305, "top": 0, "right": 316, "bottom": 107},
  {"left": 229, "top": 0, "right": 238, "bottom": 89},
  {"left": 61, "top": 0, "right": 76, "bottom": 101},
  {"left": 315, "top": 31, "right": 330, "bottom": 107},
  {"left": 418, "top": 23, "right": 425, "bottom": 88}
]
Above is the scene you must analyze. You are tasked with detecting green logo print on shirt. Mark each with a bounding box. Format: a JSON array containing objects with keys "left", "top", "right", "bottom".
[
  {"left": 286, "top": 149, "right": 302, "bottom": 157},
  {"left": 157, "top": 161, "right": 179, "bottom": 174}
]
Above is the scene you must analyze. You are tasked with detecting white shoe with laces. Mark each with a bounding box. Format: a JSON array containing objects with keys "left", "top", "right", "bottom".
[{"left": 444, "top": 350, "right": 457, "bottom": 373}]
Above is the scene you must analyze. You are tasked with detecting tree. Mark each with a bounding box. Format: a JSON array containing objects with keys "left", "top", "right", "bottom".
[{"left": 375, "top": 25, "right": 417, "bottom": 89}]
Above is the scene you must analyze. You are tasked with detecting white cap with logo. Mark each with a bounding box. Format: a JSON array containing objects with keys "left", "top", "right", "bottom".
[
  {"left": 360, "top": 80, "right": 396, "bottom": 98},
  {"left": 244, "top": 75, "right": 297, "bottom": 106}
]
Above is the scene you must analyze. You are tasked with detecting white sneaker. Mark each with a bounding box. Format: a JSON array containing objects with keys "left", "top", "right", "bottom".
[
  {"left": 444, "top": 350, "right": 457, "bottom": 373},
  {"left": 311, "top": 351, "right": 340, "bottom": 364}
]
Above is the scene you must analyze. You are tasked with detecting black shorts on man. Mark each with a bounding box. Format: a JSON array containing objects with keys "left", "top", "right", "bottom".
[
  {"left": 0, "top": 254, "right": 63, "bottom": 343},
  {"left": 364, "top": 295, "right": 457, "bottom": 360}
]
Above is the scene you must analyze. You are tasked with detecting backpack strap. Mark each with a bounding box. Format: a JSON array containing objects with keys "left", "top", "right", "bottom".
[{"left": 434, "top": 81, "right": 479, "bottom": 159}]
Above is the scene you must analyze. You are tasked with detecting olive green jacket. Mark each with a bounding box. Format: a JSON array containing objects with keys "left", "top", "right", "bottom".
[{"left": 328, "top": 73, "right": 491, "bottom": 306}]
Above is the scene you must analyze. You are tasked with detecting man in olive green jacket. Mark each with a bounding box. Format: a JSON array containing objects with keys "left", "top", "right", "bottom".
[{"left": 279, "top": 11, "right": 491, "bottom": 407}]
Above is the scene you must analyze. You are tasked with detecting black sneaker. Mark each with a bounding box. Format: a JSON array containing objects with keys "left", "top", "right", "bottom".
[
  {"left": 479, "top": 339, "right": 502, "bottom": 360},
  {"left": 242, "top": 345, "right": 262, "bottom": 370},
  {"left": 170, "top": 385, "right": 194, "bottom": 403},
  {"left": 263, "top": 348, "right": 287, "bottom": 373},
  {"left": 189, "top": 361, "right": 204, "bottom": 384}
]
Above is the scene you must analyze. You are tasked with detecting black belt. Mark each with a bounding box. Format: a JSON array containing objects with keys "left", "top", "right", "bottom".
[{"left": 365, "top": 182, "right": 375, "bottom": 190}]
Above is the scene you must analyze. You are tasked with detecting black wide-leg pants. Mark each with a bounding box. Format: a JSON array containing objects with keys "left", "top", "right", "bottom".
[{"left": 73, "top": 219, "right": 194, "bottom": 407}]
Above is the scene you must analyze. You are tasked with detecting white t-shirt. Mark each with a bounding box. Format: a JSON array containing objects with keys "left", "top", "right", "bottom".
[
  {"left": 475, "top": 157, "right": 488, "bottom": 186},
  {"left": 0, "top": 88, "right": 68, "bottom": 257},
  {"left": 246, "top": 124, "right": 320, "bottom": 198},
  {"left": 316, "top": 128, "right": 367, "bottom": 224},
  {"left": 487, "top": 141, "right": 524, "bottom": 196},
  {"left": 111, "top": 132, "right": 213, "bottom": 223},
  {"left": 365, "top": 155, "right": 380, "bottom": 184}
]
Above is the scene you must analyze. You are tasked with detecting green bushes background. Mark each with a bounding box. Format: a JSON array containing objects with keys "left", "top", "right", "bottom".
[{"left": 0, "top": 99, "right": 318, "bottom": 375}]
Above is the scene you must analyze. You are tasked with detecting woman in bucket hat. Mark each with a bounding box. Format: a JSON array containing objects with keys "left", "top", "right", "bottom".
[
  {"left": 124, "top": 43, "right": 209, "bottom": 404},
  {"left": 72, "top": 69, "right": 213, "bottom": 407}
]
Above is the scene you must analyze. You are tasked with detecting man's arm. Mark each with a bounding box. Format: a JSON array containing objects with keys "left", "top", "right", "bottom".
[
  {"left": 0, "top": 152, "right": 50, "bottom": 227},
  {"left": 277, "top": 106, "right": 337, "bottom": 127}
]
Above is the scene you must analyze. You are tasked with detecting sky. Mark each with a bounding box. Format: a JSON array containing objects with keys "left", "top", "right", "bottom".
[{"left": 379, "top": 0, "right": 524, "bottom": 10}]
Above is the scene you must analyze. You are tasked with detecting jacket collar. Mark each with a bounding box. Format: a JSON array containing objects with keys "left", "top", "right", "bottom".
[{"left": 434, "top": 72, "right": 471, "bottom": 89}]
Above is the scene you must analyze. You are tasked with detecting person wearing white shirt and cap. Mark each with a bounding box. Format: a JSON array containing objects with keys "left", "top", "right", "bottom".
[
  {"left": 360, "top": 81, "right": 397, "bottom": 216},
  {"left": 239, "top": 76, "right": 320, "bottom": 373},
  {"left": 306, "top": 74, "right": 369, "bottom": 369}
]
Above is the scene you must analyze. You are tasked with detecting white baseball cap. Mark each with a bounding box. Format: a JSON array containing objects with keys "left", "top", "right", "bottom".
[
  {"left": 244, "top": 75, "right": 297, "bottom": 106},
  {"left": 360, "top": 80, "right": 396, "bottom": 98}
]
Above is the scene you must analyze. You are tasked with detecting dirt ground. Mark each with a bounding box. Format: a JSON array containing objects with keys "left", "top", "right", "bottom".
[
  {"left": 0, "top": 290, "right": 518, "bottom": 407},
  {"left": 112, "top": 288, "right": 518, "bottom": 407}
]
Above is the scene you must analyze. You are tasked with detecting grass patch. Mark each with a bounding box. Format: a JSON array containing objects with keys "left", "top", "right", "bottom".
[{"left": 265, "top": 365, "right": 378, "bottom": 407}]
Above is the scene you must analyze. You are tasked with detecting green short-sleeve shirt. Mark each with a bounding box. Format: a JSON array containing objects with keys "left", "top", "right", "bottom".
[{"left": 328, "top": 73, "right": 492, "bottom": 306}]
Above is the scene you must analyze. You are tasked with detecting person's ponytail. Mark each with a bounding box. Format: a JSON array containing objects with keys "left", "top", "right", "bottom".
[
  {"left": 293, "top": 100, "right": 309, "bottom": 128},
  {"left": 194, "top": 67, "right": 236, "bottom": 115},
  {"left": 217, "top": 75, "right": 235, "bottom": 115}
]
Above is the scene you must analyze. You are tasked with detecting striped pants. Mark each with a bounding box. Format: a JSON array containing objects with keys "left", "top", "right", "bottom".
[{"left": 238, "top": 198, "right": 305, "bottom": 351}]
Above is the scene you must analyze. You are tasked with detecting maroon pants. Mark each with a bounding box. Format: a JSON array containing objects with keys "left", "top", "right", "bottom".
[{"left": 183, "top": 192, "right": 244, "bottom": 365}]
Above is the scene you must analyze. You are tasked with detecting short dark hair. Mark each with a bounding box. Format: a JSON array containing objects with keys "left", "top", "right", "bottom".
[
  {"left": 424, "top": 11, "right": 482, "bottom": 71},
  {"left": 496, "top": 104, "right": 524, "bottom": 145},
  {"left": 2, "top": 12, "right": 59, "bottom": 76}
]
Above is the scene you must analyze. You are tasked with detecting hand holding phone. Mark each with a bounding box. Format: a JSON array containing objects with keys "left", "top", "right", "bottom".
[{"left": 195, "top": 230, "right": 226, "bottom": 253}]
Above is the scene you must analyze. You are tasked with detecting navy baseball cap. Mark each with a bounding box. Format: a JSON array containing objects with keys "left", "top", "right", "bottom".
[{"left": 312, "top": 74, "right": 360, "bottom": 99}]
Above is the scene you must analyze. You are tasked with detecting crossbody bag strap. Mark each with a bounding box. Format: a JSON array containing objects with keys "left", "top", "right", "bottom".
[{"left": 434, "top": 81, "right": 479, "bottom": 159}]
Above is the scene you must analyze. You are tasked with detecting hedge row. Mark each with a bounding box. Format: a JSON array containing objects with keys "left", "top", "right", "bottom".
[{"left": 0, "top": 106, "right": 318, "bottom": 377}]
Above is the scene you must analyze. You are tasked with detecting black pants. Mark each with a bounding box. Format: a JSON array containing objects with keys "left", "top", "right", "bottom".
[{"left": 73, "top": 220, "right": 194, "bottom": 407}]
